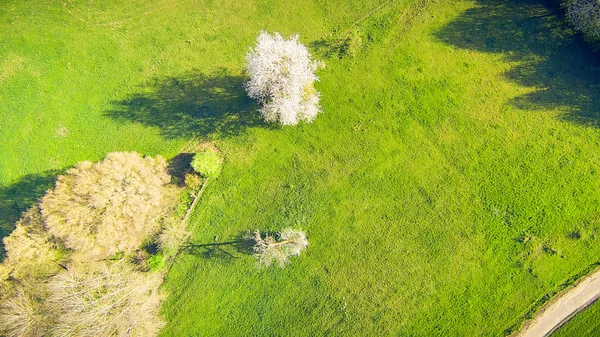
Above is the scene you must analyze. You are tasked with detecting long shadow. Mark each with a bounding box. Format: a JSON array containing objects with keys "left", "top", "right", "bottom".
[
  {"left": 181, "top": 236, "right": 255, "bottom": 263},
  {"left": 107, "top": 69, "right": 266, "bottom": 140},
  {"left": 168, "top": 153, "right": 194, "bottom": 186},
  {"left": 0, "top": 170, "right": 61, "bottom": 260},
  {"left": 435, "top": 0, "right": 600, "bottom": 127}
]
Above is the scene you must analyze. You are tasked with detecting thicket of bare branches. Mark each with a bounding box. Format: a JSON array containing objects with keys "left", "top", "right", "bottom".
[
  {"left": 0, "top": 282, "right": 53, "bottom": 337},
  {"left": 1, "top": 260, "right": 166, "bottom": 337},
  {"left": 46, "top": 261, "right": 164, "bottom": 337},
  {"left": 245, "top": 31, "right": 321, "bottom": 125},
  {"left": 250, "top": 228, "right": 308, "bottom": 267},
  {"left": 0, "top": 152, "right": 185, "bottom": 337},
  {"left": 565, "top": 0, "right": 600, "bottom": 38},
  {"left": 1, "top": 206, "right": 63, "bottom": 280},
  {"left": 0, "top": 208, "right": 58, "bottom": 337},
  {"left": 40, "top": 151, "right": 177, "bottom": 259},
  {"left": 157, "top": 216, "right": 191, "bottom": 255}
]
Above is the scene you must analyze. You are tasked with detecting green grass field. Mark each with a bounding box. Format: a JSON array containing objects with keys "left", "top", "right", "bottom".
[
  {"left": 553, "top": 299, "right": 600, "bottom": 336},
  {"left": 2, "top": 0, "right": 600, "bottom": 335}
]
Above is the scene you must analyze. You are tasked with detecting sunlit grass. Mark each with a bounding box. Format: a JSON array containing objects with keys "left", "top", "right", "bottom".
[{"left": 2, "top": 0, "right": 600, "bottom": 336}]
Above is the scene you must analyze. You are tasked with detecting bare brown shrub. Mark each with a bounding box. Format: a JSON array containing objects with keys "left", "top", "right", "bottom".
[
  {"left": 40, "top": 152, "right": 178, "bottom": 259},
  {"left": 2, "top": 206, "right": 63, "bottom": 280},
  {"left": 0, "top": 282, "right": 53, "bottom": 337},
  {"left": 157, "top": 216, "right": 191, "bottom": 255},
  {"left": 250, "top": 228, "right": 308, "bottom": 267},
  {"left": 47, "top": 261, "right": 164, "bottom": 337}
]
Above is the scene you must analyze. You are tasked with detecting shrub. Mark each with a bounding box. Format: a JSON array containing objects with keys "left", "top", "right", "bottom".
[
  {"left": 0, "top": 282, "right": 52, "bottom": 337},
  {"left": 40, "top": 152, "right": 177, "bottom": 259},
  {"left": 328, "top": 30, "right": 364, "bottom": 59},
  {"left": 191, "top": 151, "right": 223, "bottom": 179},
  {"left": 157, "top": 216, "right": 191, "bottom": 255},
  {"left": 2, "top": 207, "right": 63, "bottom": 280},
  {"left": 565, "top": 0, "right": 600, "bottom": 38},
  {"left": 245, "top": 31, "right": 321, "bottom": 125},
  {"left": 47, "top": 261, "right": 164, "bottom": 337},
  {"left": 0, "top": 152, "right": 180, "bottom": 337},
  {"left": 250, "top": 228, "right": 308, "bottom": 267},
  {"left": 184, "top": 173, "right": 203, "bottom": 189}
]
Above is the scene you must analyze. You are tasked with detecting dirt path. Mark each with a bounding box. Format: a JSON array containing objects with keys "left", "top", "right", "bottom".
[{"left": 515, "top": 268, "right": 600, "bottom": 337}]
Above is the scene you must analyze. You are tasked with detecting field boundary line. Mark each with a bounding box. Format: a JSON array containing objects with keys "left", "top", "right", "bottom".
[
  {"left": 60, "top": 0, "right": 178, "bottom": 28},
  {"left": 163, "top": 178, "right": 209, "bottom": 278},
  {"left": 346, "top": 0, "right": 393, "bottom": 32}
]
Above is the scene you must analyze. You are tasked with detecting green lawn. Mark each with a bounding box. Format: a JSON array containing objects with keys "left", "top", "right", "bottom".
[
  {"left": 553, "top": 299, "right": 600, "bottom": 337},
  {"left": 2, "top": 0, "right": 600, "bottom": 336}
]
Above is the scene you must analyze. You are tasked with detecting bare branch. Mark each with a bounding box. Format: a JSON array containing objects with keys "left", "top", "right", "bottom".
[
  {"left": 250, "top": 228, "right": 308, "bottom": 267},
  {"left": 47, "top": 261, "right": 164, "bottom": 337}
]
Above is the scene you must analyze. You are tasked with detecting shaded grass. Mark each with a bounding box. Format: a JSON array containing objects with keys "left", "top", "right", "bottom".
[
  {"left": 2, "top": 0, "right": 600, "bottom": 336},
  {"left": 107, "top": 69, "right": 264, "bottom": 140},
  {"left": 435, "top": 0, "right": 600, "bottom": 127}
]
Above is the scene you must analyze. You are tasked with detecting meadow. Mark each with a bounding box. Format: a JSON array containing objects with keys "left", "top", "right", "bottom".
[{"left": 2, "top": 0, "right": 600, "bottom": 335}]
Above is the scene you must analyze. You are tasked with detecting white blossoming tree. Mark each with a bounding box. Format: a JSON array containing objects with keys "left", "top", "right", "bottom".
[{"left": 245, "top": 31, "right": 321, "bottom": 126}]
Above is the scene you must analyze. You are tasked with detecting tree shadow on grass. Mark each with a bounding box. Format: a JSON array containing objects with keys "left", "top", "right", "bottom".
[
  {"left": 180, "top": 235, "right": 255, "bottom": 264},
  {"left": 168, "top": 153, "right": 194, "bottom": 186},
  {"left": 107, "top": 69, "right": 267, "bottom": 140},
  {"left": 435, "top": 0, "right": 600, "bottom": 127},
  {"left": 0, "top": 170, "right": 61, "bottom": 260}
]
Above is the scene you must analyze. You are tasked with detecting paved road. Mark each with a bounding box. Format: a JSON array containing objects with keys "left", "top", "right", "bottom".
[{"left": 516, "top": 268, "right": 600, "bottom": 337}]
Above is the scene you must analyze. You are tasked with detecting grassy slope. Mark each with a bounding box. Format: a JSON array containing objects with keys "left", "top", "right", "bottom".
[
  {"left": 162, "top": 0, "right": 600, "bottom": 336},
  {"left": 2, "top": 0, "right": 600, "bottom": 336},
  {"left": 552, "top": 299, "right": 600, "bottom": 337},
  {"left": 0, "top": 0, "right": 375, "bottom": 246}
]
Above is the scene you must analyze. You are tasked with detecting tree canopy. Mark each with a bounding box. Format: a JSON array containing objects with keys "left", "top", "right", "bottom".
[{"left": 40, "top": 152, "right": 176, "bottom": 259}]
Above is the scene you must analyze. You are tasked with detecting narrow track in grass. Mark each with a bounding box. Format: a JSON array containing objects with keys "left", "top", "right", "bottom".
[
  {"left": 163, "top": 139, "right": 217, "bottom": 276},
  {"left": 164, "top": 178, "right": 209, "bottom": 277},
  {"left": 515, "top": 268, "right": 600, "bottom": 337}
]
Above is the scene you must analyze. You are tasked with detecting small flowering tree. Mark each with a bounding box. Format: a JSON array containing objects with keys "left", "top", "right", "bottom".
[
  {"left": 245, "top": 31, "right": 321, "bottom": 126},
  {"left": 250, "top": 228, "right": 308, "bottom": 267}
]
